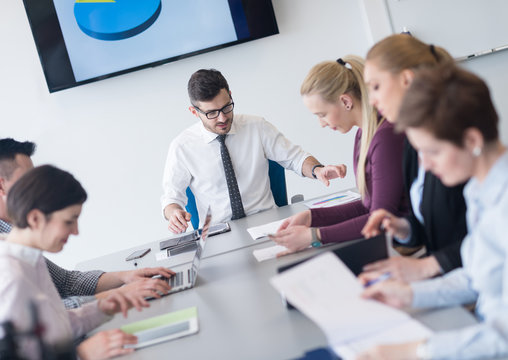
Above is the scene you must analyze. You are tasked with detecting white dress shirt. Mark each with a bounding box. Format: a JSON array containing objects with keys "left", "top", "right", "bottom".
[
  {"left": 161, "top": 114, "right": 310, "bottom": 225},
  {"left": 0, "top": 241, "right": 110, "bottom": 359},
  {"left": 410, "top": 151, "right": 508, "bottom": 359}
]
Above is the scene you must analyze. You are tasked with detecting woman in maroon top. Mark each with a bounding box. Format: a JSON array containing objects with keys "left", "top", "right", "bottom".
[{"left": 271, "top": 56, "right": 406, "bottom": 255}]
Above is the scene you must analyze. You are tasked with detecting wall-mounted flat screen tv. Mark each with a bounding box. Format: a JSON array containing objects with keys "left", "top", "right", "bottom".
[{"left": 23, "top": 0, "right": 279, "bottom": 93}]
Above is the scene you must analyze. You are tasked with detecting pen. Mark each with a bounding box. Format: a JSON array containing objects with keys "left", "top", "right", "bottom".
[{"left": 364, "top": 272, "right": 391, "bottom": 288}]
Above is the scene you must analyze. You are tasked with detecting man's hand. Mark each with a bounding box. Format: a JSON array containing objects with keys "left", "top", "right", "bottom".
[
  {"left": 164, "top": 204, "right": 191, "bottom": 234},
  {"left": 119, "top": 267, "right": 175, "bottom": 284},
  {"left": 96, "top": 276, "right": 173, "bottom": 302},
  {"left": 77, "top": 329, "right": 138, "bottom": 360},
  {"left": 314, "top": 164, "right": 347, "bottom": 186},
  {"left": 360, "top": 256, "right": 441, "bottom": 282},
  {"left": 361, "top": 209, "right": 410, "bottom": 240}
]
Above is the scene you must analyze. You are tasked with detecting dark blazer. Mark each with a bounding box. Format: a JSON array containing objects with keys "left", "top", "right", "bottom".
[{"left": 400, "top": 140, "right": 467, "bottom": 273}]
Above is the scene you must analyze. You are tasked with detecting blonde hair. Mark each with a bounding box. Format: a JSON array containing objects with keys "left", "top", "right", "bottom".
[
  {"left": 301, "top": 55, "right": 381, "bottom": 198},
  {"left": 366, "top": 34, "right": 453, "bottom": 74}
]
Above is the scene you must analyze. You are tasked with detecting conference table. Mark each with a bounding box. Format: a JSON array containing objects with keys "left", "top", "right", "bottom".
[{"left": 77, "top": 201, "right": 479, "bottom": 360}]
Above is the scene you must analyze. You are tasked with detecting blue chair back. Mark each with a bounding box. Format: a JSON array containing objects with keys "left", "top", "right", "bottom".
[
  {"left": 186, "top": 187, "right": 200, "bottom": 230},
  {"left": 268, "top": 160, "right": 288, "bottom": 207},
  {"left": 185, "top": 160, "right": 287, "bottom": 229}
]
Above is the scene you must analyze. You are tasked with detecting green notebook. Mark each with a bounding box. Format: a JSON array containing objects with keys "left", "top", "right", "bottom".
[{"left": 121, "top": 306, "right": 199, "bottom": 349}]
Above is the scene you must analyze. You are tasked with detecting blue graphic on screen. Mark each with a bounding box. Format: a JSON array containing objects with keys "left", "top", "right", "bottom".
[
  {"left": 74, "top": 0, "right": 162, "bottom": 41},
  {"left": 53, "top": 0, "right": 239, "bottom": 82}
]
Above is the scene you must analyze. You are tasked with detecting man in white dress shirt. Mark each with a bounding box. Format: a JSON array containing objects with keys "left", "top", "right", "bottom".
[{"left": 161, "top": 69, "right": 346, "bottom": 233}]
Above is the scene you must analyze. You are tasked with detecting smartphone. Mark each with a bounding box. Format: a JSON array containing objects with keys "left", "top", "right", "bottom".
[
  {"left": 160, "top": 230, "right": 200, "bottom": 251},
  {"left": 201, "top": 222, "right": 231, "bottom": 237},
  {"left": 125, "top": 248, "right": 151, "bottom": 261}
]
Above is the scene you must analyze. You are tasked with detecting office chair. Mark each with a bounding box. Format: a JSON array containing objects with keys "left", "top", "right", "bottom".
[{"left": 185, "top": 160, "right": 291, "bottom": 230}]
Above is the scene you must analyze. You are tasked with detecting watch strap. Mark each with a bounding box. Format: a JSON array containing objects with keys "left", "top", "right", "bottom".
[
  {"left": 311, "top": 164, "right": 324, "bottom": 179},
  {"left": 311, "top": 227, "right": 322, "bottom": 247}
]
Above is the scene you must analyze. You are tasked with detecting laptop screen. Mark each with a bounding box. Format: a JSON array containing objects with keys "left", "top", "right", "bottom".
[{"left": 190, "top": 207, "right": 211, "bottom": 285}]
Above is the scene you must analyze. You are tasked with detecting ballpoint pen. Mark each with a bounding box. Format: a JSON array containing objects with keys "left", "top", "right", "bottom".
[{"left": 364, "top": 272, "right": 391, "bottom": 288}]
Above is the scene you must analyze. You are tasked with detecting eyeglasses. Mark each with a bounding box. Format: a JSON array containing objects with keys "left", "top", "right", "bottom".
[{"left": 194, "top": 101, "right": 234, "bottom": 119}]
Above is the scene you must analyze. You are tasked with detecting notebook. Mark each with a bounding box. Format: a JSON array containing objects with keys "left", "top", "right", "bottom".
[{"left": 122, "top": 306, "right": 199, "bottom": 349}]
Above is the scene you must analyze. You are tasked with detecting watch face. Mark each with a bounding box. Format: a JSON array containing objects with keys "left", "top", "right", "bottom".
[{"left": 311, "top": 241, "right": 322, "bottom": 248}]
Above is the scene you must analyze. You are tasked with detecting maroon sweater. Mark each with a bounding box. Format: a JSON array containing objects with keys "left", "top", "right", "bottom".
[{"left": 311, "top": 120, "right": 407, "bottom": 244}]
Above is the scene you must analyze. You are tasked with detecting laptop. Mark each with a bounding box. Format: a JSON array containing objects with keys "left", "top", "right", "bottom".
[{"left": 164, "top": 207, "right": 212, "bottom": 294}]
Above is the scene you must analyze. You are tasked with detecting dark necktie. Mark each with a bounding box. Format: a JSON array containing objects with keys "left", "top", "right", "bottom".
[{"left": 217, "top": 134, "right": 246, "bottom": 220}]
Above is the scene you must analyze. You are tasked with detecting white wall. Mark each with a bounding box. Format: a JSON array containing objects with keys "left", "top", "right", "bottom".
[
  {"left": 1, "top": 0, "right": 370, "bottom": 269},
  {"left": 2, "top": 0, "right": 508, "bottom": 270}
]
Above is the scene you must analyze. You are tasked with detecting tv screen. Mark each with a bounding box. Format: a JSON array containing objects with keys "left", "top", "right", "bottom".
[{"left": 23, "top": 0, "right": 279, "bottom": 93}]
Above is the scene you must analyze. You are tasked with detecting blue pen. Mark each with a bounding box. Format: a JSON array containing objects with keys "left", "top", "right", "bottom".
[{"left": 364, "top": 272, "right": 391, "bottom": 288}]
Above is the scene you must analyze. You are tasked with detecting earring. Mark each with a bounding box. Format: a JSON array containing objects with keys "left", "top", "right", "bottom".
[
  {"left": 472, "top": 146, "right": 482, "bottom": 157},
  {"left": 346, "top": 105, "right": 352, "bottom": 111}
]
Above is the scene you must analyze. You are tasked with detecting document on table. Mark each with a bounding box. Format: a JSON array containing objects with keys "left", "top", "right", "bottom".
[
  {"left": 246, "top": 219, "right": 286, "bottom": 240},
  {"left": 253, "top": 244, "right": 288, "bottom": 262},
  {"left": 304, "top": 191, "right": 361, "bottom": 209},
  {"left": 270, "top": 252, "right": 432, "bottom": 359}
]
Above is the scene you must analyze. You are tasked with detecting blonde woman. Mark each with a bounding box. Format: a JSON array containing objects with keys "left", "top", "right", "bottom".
[
  {"left": 361, "top": 34, "right": 467, "bottom": 282},
  {"left": 271, "top": 56, "right": 406, "bottom": 255}
]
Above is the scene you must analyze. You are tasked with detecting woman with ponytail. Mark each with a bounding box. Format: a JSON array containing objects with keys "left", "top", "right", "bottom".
[{"left": 271, "top": 55, "right": 406, "bottom": 255}]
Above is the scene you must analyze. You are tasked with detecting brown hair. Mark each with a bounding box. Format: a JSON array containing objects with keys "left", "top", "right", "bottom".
[
  {"left": 366, "top": 34, "right": 453, "bottom": 74},
  {"left": 396, "top": 64, "right": 498, "bottom": 146},
  {"left": 7, "top": 165, "right": 87, "bottom": 228},
  {"left": 300, "top": 55, "right": 381, "bottom": 198}
]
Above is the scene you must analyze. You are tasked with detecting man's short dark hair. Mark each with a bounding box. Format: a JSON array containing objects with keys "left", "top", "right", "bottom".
[
  {"left": 0, "top": 138, "right": 36, "bottom": 179},
  {"left": 187, "top": 69, "right": 230, "bottom": 105}
]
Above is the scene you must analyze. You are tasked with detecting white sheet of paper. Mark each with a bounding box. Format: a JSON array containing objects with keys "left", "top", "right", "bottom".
[
  {"left": 246, "top": 219, "right": 286, "bottom": 241},
  {"left": 270, "top": 252, "right": 430, "bottom": 346},
  {"left": 333, "top": 320, "right": 431, "bottom": 360},
  {"left": 304, "top": 191, "right": 361, "bottom": 209},
  {"left": 252, "top": 244, "right": 288, "bottom": 262}
]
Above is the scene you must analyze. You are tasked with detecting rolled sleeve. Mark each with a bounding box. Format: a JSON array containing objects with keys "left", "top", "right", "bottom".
[
  {"left": 260, "top": 119, "right": 310, "bottom": 176},
  {"left": 160, "top": 140, "right": 192, "bottom": 215}
]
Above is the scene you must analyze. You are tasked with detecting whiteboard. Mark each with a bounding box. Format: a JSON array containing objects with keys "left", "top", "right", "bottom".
[{"left": 385, "top": 0, "right": 508, "bottom": 59}]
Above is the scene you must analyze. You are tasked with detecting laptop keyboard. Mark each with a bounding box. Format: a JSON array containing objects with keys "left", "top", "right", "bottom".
[{"left": 169, "top": 268, "right": 192, "bottom": 288}]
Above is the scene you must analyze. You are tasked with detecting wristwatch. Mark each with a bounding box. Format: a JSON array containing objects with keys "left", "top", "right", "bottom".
[
  {"left": 311, "top": 164, "right": 324, "bottom": 179},
  {"left": 310, "top": 227, "right": 322, "bottom": 247}
]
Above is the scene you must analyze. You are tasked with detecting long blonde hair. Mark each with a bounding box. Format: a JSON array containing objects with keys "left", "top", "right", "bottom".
[
  {"left": 366, "top": 34, "right": 453, "bottom": 74},
  {"left": 301, "top": 55, "right": 381, "bottom": 198}
]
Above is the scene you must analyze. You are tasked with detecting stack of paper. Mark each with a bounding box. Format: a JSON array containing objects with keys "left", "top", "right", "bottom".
[
  {"left": 121, "top": 306, "right": 199, "bottom": 349},
  {"left": 304, "top": 191, "right": 361, "bottom": 209},
  {"left": 246, "top": 219, "right": 286, "bottom": 241},
  {"left": 270, "top": 253, "right": 431, "bottom": 359},
  {"left": 252, "top": 244, "right": 289, "bottom": 262}
]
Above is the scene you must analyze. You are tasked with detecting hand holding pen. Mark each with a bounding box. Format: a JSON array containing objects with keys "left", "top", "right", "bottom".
[
  {"left": 359, "top": 271, "right": 413, "bottom": 309},
  {"left": 363, "top": 272, "right": 391, "bottom": 288}
]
